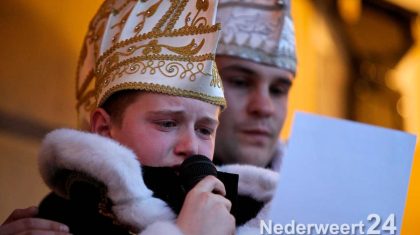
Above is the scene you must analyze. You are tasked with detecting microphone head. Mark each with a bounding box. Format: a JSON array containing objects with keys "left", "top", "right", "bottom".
[{"left": 179, "top": 155, "right": 217, "bottom": 192}]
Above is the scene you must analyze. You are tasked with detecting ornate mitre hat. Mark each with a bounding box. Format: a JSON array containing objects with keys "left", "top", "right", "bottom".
[
  {"left": 76, "top": 0, "right": 224, "bottom": 128},
  {"left": 216, "top": 0, "right": 297, "bottom": 74}
]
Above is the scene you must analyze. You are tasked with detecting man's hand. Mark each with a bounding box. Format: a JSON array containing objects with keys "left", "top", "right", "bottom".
[
  {"left": 176, "top": 176, "right": 235, "bottom": 235},
  {"left": 0, "top": 206, "right": 71, "bottom": 235}
]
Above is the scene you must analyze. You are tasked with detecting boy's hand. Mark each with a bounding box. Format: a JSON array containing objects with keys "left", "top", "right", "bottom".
[
  {"left": 0, "top": 206, "right": 71, "bottom": 235},
  {"left": 176, "top": 175, "right": 235, "bottom": 235}
]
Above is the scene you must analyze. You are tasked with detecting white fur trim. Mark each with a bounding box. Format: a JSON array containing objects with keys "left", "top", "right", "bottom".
[
  {"left": 270, "top": 140, "right": 285, "bottom": 172},
  {"left": 139, "top": 221, "right": 184, "bottom": 235},
  {"left": 217, "top": 164, "right": 279, "bottom": 202},
  {"left": 38, "top": 128, "right": 175, "bottom": 230}
]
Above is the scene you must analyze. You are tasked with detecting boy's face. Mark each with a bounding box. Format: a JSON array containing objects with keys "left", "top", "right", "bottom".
[
  {"left": 92, "top": 93, "right": 220, "bottom": 168},
  {"left": 215, "top": 56, "right": 293, "bottom": 167}
]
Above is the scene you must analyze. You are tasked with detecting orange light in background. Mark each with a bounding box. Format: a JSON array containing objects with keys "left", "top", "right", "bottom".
[
  {"left": 338, "top": 0, "right": 362, "bottom": 24},
  {"left": 290, "top": 1, "right": 420, "bottom": 234},
  {"left": 380, "top": 8, "right": 420, "bottom": 235}
]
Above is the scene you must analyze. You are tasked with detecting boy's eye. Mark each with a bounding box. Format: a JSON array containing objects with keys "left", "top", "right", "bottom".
[
  {"left": 196, "top": 127, "right": 214, "bottom": 138},
  {"left": 156, "top": 120, "right": 177, "bottom": 128}
]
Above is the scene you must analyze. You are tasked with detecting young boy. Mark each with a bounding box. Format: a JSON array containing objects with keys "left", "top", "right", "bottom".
[{"left": 0, "top": 1, "right": 278, "bottom": 234}]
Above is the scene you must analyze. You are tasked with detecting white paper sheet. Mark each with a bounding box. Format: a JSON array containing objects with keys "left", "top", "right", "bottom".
[{"left": 267, "top": 112, "right": 416, "bottom": 235}]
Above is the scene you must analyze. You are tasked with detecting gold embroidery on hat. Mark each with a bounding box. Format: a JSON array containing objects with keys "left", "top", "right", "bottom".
[
  {"left": 99, "top": 82, "right": 226, "bottom": 108},
  {"left": 153, "top": 1, "right": 177, "bottom": 32},
  {"left": 196, "top": 0, "right": 209, "bottom": 11},
  {"left": 98, "top": 53, "right": 214, "bottom": 83},
  {"left": 99, "top": 38, "right": 207, "bottom": 75},
  {"left": 160, "top": 39, "right": 204, "bottom": 56},
  {"left": 134, "top": 0, "right": 163, "bottom": 36},
  {"left": 97, "top": 56, "right": 214, "bottom": 96},
  {"left": 165, "top": 0, "right": 188, "bottom": 31},
  {"left": 111, "top": 9, "right": 132, "bottom": 44},
  {"left": 186, "top": 0, "right": 209, "bottom": 27},
  {"left": 77, "top": 89, "right": 97, "bottom": 112},
  {"left": 96, "top": 24, "right": 219, "bottom": 67},
  {"left": 210, "top": 63, "right": 222, "bottom": 88}
]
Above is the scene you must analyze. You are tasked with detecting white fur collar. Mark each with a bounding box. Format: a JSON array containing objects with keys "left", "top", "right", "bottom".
[
  {"left": 217, "top": 164, "right": 278, "bottom": 203},
  {"left": 39, "top": 128, "right": 175, "bottom": 231},
  {"left": 39, "top": 128, "right": 279, "bottom": 233}
]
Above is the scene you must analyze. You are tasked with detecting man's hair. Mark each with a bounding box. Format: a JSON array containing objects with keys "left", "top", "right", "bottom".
[{"left": 100, "top": 90, "right": 142, "bottom": 127}]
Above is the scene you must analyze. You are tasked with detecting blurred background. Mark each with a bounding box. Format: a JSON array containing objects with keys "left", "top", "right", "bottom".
[{"left": 0, "top": 0, "right": 418, "bottom": 233}]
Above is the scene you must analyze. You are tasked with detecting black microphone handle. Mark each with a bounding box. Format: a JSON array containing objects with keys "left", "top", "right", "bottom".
[{"left": 179, "top": 155, "right": 218, "bottom": 193}]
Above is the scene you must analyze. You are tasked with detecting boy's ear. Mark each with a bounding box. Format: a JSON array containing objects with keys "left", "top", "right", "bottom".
[{"left": 90, "top": 108, "right": 113, "bottom": 137}]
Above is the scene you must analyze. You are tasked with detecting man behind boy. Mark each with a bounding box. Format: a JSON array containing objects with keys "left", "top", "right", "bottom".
[{"left": 214, "top": 0, "right": 297, "bottom": 171}]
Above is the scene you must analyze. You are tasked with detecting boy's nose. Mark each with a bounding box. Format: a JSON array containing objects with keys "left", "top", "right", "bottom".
[{"left": 174, "top": 131, "right": 199, "bottom": 158}]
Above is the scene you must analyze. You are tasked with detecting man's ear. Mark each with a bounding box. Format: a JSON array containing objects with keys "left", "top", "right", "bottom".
[{"left": 90, "top": 108, "right": 113, "bottom": 137}]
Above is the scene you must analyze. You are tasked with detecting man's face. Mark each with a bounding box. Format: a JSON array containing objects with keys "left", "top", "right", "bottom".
[
  {"left": 215, "top": 56, "right": 293, "bottom": 167},
  {"left": 97, "top": 93, "right": 220, "bottom": 168}
]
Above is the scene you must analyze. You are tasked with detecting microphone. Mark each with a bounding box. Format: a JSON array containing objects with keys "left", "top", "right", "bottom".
[
  {"left": 179, "top": 155, "right": 217, "bottom": 193},
  {"left": 179, "top": 155, "right": 239, "bottom": 219}
]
